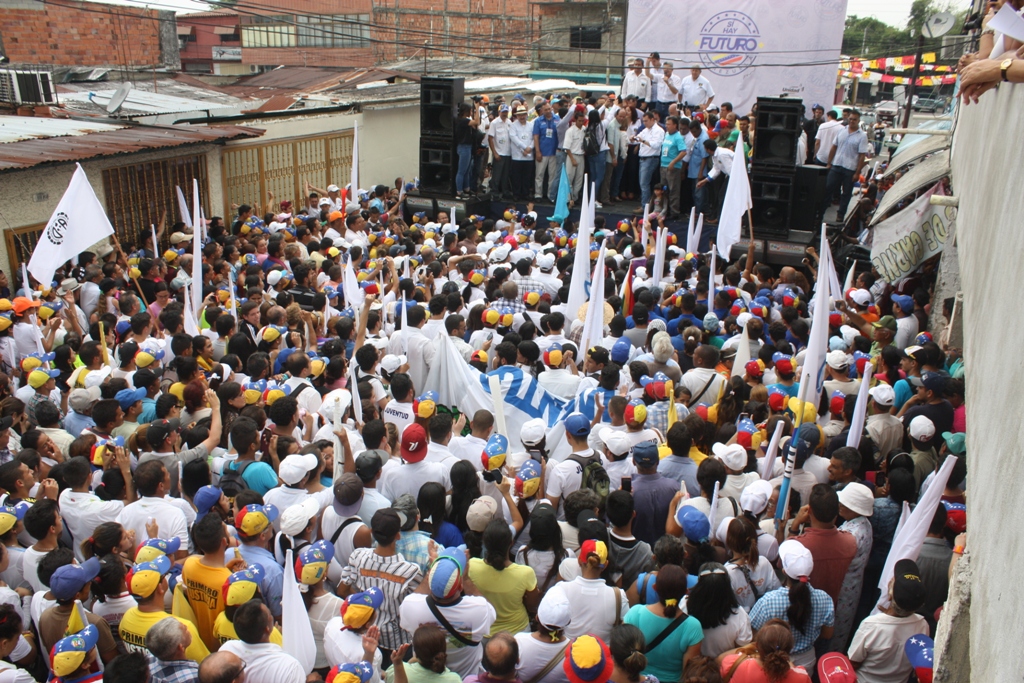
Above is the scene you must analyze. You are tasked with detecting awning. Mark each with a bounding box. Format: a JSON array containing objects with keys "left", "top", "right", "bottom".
[
  {"left": 871, "top": 149, "right": 950, "bottom": 225},
  {"left": 213, "top": 26, "right": 238, "bottom": 35},
  {"left": 883, "top": 133, "right": 950, "bottom": 179},
  {"left": 176, "top": 25, "right": 194, "bottom": 36}
]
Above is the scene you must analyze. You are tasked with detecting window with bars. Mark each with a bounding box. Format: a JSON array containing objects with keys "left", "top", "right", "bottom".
[
  {"left": 241, "top": 23, "right": 296, "bottom": 48},
  {"left": 569, "top": 26, "right": 603, "bottom": 50},
  {"left": 101, "top": 155, "right": 209, "bottom": 251},
  {"left": 296, "top": 14, "right": 370, "bottom": 48}
]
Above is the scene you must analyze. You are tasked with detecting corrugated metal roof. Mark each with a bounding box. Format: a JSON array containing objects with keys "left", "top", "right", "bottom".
[
  {"left": 58, "top": 89, "right": 240, "bottom": 116},
  {"left": 871, "top": 150, "right": 951, "bottom": 225},
  {"left": 178, "top": 9, "right": 239, "bottom": 17},
  {"left": 0, "top": 122, "right": 263, "bottom": 172},
  {"left": 0, "top": 117, "right": 126, "bottom": 144}
]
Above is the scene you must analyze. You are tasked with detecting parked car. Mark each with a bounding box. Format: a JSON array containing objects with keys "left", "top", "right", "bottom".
[
  {"left": 912, "top": 97, "right": 946, "bottom": 113},
  {"left": 872, "top": 100, "right": 899, "bottom": 123}
]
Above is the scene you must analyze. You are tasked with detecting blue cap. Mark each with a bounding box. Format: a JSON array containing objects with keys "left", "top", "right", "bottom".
[
  {"left": 193, "top": 486, "right": 223, "bottom": 521},
  {"left": 115, "top": 387, "right": 147, "bottom": 412},
  {"left": 675, "top": 505, "right": 711, "bottom": 543},
  {"left": 611, "top": 337, "right": 632, "bottom": 364},
  {"left": 891, "top": 293, "right": 914, "bottom": 313},
  {"left": 564, "top": 412, "right": 591, "bottom": 437},
  {"left": 828, "top": 335, "right": 848, "bottom": 352},
  {"left": 50, "top": 557, "right": 101, "bottom": 601},
  {"left": 632, "top": 443, "right": 660, "bottom": 469}
]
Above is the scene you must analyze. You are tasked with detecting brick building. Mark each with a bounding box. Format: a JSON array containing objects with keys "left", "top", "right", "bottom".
[
  {"left": 0, "top": 0, "right": 179, "bottom": 70},
  {"left": 177, "top": 10, "right": 244, "bottom": 76}
]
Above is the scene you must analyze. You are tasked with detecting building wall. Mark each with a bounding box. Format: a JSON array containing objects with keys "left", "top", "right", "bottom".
[
  {"left": 0, "top": 0, "right": 178, "bottom": 69},
  {"left": 237, "top": 0, "right": 373, "bottom": 68},
  {"left": 0, "top": 144, "right": 222, "bottom": 276},
  {"left": 178, "top": 14, "right": 240, "bottom": 71},
  {"left": 534, "top": 1, "right": 626, "bottom": 76},
  {"left": 939, "top": 84, "right": 1024, "bottom": 680}
]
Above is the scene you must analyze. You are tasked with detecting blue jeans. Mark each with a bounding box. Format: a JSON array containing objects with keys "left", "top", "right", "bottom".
[
  {"left": 610, "top": 157, "right": 626, "bottom": 199},
  {"left": 692, "top": 176, "right": 707, "bottom": 214},
  {"left": 639, "top": 156, "right": 659, "bottom": 209},
  {"left": 456, "top": 143, "right": 473, "bottom": 193},
  {"left": 655, "top": 101, "right": 670, "bottom": 121},
  {"left": 587, "top": 154, "right": 605, "bottom": 202},
  {"left": 549, "top": 149, "right": 567, "bottom": 201},
  {"left": 822, "top": 166, "right": 856, "bottom": 221}
]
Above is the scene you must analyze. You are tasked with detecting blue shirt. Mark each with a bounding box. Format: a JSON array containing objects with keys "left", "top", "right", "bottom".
[
  {"left": 661, "top": 131, "right": 686, "bottom": 168},
  {"left": 750, "top": 585, "right": 834, "bottom": 655},
  {"left": 238, "top": 544, "right": 283, "bottom": 617},
  {"left": 630, "top": 473, "right": 680, "bottom": 546},
  {"left": 533, "top": 115, "right": 561, "bottom": 157},
  {"left": 227, "top": 460, "right": 278, "bottom": 496},
  {"left": 767, "top": 382, "right": 800, "bottom": 399},
  {"left": 139, "top": 397, "right": 157, "bottom": 425},
  {"left": 687, "top": 130, "right": 709, "bottom": 179},
  {"left": 658, "top": 454, "right": 700, "bottom": 498},
  {"left": 63, "top": 410, "right": 95, "bottom": 437}
]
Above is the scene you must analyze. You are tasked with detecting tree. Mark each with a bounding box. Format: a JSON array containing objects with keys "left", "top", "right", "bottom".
[{"left": 842, "top": 16, "right": 912, "bottom": 57}]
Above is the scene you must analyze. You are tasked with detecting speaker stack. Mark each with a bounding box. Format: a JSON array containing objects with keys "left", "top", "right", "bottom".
[
  {"left": 418, "top": 77, "right": 464, "bottom": 195},
  {"left": 750, "top": 97, "right": 803, "bottom": 238}
]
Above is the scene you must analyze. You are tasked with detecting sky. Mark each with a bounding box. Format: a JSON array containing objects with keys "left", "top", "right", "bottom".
[{"left": 847, "top": 0, "right": 917, "bottom": 27}]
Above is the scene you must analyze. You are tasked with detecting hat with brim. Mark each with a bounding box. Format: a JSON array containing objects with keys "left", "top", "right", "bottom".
[
  {"left": 576, "top": 301, "right": 615, "bottom": 325},
  {"left": 57, "top": 278, "right": 81, "bottom": 296},
  {"left": 941, "top": 431, "right": 966, "bottom": 455},
  {"left": 332, "top": 473, "right": 364, "bottom": 517},
  {"left": 50, "top": 625, "right": 100, "bottom": 678}
]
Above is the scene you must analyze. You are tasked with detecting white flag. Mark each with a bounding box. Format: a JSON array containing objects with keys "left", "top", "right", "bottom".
[
  {"left": 796, "top": 227, "right": 834, "bottom": 411},
  {"left": 760, "top": 420, "right": 785, "bottom": 480},
  {"left": 348, "top": 360, "right": 363, "bottom": 424},
  {"left": 716, "top": 144, "right": 752, "bottom": 261},
  {"left": 652, "top": 226, "right": 667, "bottom": 288},
  {"left": 577, "top": 240, "right": 608, "bottom": 359},
  {"left": 564, "top": 176, "right": 592, "bottom": 323},
  {"left": 640, "top": 204, "right": 650, "bottom": 254},
  {"left": 282, "top": 549, "right": 316, "bottom": 673},
  {"left": 151, "top": 225, "right": 159, "bottom": 259},
  {"left": 28, "top": 164, "right": 115, "bottom": 288},
  {"left": 342, "top": 258, "right": 365, "bottom": 312},
  {"left": 175, "top": 185, "right": 193, "bottom": 228},
  {"left": 731, "top": 319, "right": 751, "bottom": 379},
  {"left": 350, "top": 121, "right": 359, "bottom": 202},
  {"left": 846, "top": 367, "right": 872, "bottom": 449},
  {"left": 182, "top": 283, "right": 201, "bottom": 337},
  {"left": 685, "top": 208, "right": 700, "bottom": 255}
]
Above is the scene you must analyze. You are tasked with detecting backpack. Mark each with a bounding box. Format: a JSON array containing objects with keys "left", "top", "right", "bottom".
[
  {"left": 219, "top": 460, "right": 253, "bottom": 498},
  {"left": 569, "top": 453, "right": 610, "bottom": 499},
  {"left": 584, "top": 128, "right": 601, "bottom": 157}
]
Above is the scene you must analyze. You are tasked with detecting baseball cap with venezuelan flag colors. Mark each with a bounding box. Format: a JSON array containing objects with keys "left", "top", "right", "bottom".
[
  {"left": 295, "top": 540, "right": 334, "bottom": 585},
  {"left": 235, "top": 504, "right": 279, "bottom": 537},
  {"left": 126, "top": 555, "right": 172, "bottom": 599},
  {"left": 340, "top": 587, "right": 384, "bottom": 629},
  {"left": 49, "top": 625, "right": 100, "bottom": 677}
]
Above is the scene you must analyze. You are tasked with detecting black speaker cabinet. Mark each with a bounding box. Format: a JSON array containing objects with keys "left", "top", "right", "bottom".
[
  {"left": 751, "top": 170, "right": 794, "bottom": 238},
  {"left": 753, "top": 96, "right": 803, "bottom": 168},
  {"left": 420, "top": 77, "right": 464, "bottom": 138},
  {"left": 419, "top": 137, "right": 455, "bottom": 194},
  {"left": 790, "top": 164, "right": 830, "bottom": 232}
]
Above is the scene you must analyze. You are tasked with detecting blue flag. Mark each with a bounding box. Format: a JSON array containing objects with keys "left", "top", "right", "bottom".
[{"left": 547, "top": 164, "right": 570, "bottom": 225}]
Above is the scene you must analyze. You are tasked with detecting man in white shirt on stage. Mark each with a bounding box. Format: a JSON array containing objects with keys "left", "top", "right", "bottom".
[{"left": 680, "top": 65, "right": 715, "bottom": 115}]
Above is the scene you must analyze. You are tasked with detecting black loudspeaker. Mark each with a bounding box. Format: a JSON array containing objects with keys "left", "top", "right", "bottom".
[
  {"left": 419, "top": 138, "right": 455, "bottom": 194},
  {"left": 790, "top": 164, "right": 829, "bottom": 232},
  {"left": 751, "top": 170, "right": 794, "bottom": 238},
  {"left": 420, "top": 77, "right": 464, "bottom": 138},
  {"left": 753, "top": 97, "right": 803, "bottom": 167}
]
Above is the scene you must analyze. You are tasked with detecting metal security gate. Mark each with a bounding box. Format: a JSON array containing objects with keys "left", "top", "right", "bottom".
[{"left": 221, "top": 130, "right": 354, "bottom": 217}]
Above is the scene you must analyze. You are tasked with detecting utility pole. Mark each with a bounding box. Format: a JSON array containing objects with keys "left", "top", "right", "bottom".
[
  {"left": 861, "top": 26, "right": 867, "bottom": 55},
  {"left": 902, "top": 32, "right": 925, "bottom": 129}
]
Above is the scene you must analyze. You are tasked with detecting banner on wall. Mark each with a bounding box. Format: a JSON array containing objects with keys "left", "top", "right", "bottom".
[
  {"left": 870, "top": 183, "right": 956, "bottom": 283},
  {"left": 624, "top": 0, "right": 848, "bottom": 113}
]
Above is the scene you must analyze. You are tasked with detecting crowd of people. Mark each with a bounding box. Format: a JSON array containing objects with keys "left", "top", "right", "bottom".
[{"left": 0, "top": 77, "right": 967, "bottom": 683}]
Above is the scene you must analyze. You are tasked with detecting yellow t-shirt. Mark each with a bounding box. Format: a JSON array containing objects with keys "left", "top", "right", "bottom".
[
  {"left": 119, "top": 608, "right": 210, "bottom": 663},
  {"left": 689, "top": 446, "right": 708, "bottom": 465},
  {"left": 213, "top": 611, "right": 284, "bottom": 646},
  {"left": 180, "top": 556, "right": 231, "bottom": 652},
  {"left": 467, "top": 558, "right": 536, "bottom": 636}
]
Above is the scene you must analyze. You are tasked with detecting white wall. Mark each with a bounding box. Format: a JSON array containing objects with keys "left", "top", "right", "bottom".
[
  {"left": 360, "top": 104, "right": 421, "bottom": 189},
  {"left": 946, "top": 83, "right": 1024, "bottom": 680}
]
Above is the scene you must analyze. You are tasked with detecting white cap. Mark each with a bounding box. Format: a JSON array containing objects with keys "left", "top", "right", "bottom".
[
  {"left": 318, "top": 197, "right": 332, "bottom": 206},
  {"left": 736, "top": 312, "right": 753, "bottom": 329},
  {"left": 327, "top": 184, "right": 340, "bottom": 192},
  {"left": 740, "top": 479, "right": 773, "bottom": 515},
  {"left": 476, "top": 241, "right": 494, "bottom": 256},
  {"left": 840, "top": 325, "right": 860, "bottom": 348},
  {"left": 712, "top": 442, "right": 747, "bottom": 471},
  {"left": 715, "top": 516, "right": 734, "bottom": 545},
  {"left": 826, "top": 350, "right": 849, "bottom": 369},
  {"left": 279, "top": 497, "right": 320, "bottom": 535},
  {"left": 267, "top": 270, "right": 285, "bottom": 286},
  {"left": 520, "top": 418, "right": 547, "bottom": 447},
  {"left": 536, "top": 590, "right": 572, "bottom": 629},
  {"left": 849, "top": 289, "right": 872, "bottom": 306},
  {"left": 317, "top": 388, "right": 353, "bottom": 424},
  {"left": 778, "top": 539, "right": 814, "bottom": 580},
  {"left": 868, "top": 383, "right": 895, "bottom": 406},
  {"left": 490, "top": 244, "right": 511, "bottom": 263},
  {"left": 599, "top": 428, "right": 632, "bottom": 457},
  {"left": 909, "top": 415, "right": 935, "bottom": 441},
  {"left": 485, "top": 231, "right": 502, "bottom": 244},
  {"left": 278, "top": 453, "right": 318, "bottom": 486},
  {"left": 380, "top": 354, "right": 407, "bottom": 375},
  {"left": 837, "top": 482, "right": 874, "bottom": 517},
  {"left": 510, "top": 248, "right": 535, "bottom": 265},
  {"left": 537, "top": 253, "right": 556, "bottom": 271}
]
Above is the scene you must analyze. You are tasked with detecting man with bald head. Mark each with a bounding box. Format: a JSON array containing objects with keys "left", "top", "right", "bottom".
[
  {"left": 199, "top": 651, "right": 246, "bottom": 683},
  {"left": 464, "top": 633, "right": 519, "bottom": 683}
]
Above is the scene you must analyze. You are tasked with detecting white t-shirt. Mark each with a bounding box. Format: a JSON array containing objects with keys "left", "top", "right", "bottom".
[
  {"left": 681, "top": 596, "right": 752, "bottom": 658},
  {"left": 20, "top": 546, "right": 49, "bottom": 594},
  {"left": 514, "top": 633, "right": 572, "bottom": 683},
  {"left": 847, "top": 613, "right": 929, "bottom": 683},
  {"left": 602, "top": 456, "right": 637, "bottom": 492},
  {"left": 399, "top": 593, "right": 496, "bottom": 678},
  {"left": 537, "top": 369, "right": 581, "bottom": 400},
  {"left": 323, "top": 617, "right": 383, "bottom": 681},
  {"left": 91, "top": 592, "right": 137, "bottom": 632},
  {"left": 814, "top": 119, "right": 843, "bottom": 164},
  {"left": 308, "top": 592, "right": 346, "bottom": 670},
  {"left": 546, "top": 577, "right": 628, "bottom": 642},
  {"left": 117, "top": 496, "right": 189, "bottom": 550},
  {"left": 381, "top": 401, "right": 415, "bottom": 434},
  {"left": 545, "top": 451, "right": 592, "bottom": 520},
  {"left": 448, "top": 434, "right": 488, "bottom": 472},
  {"left": 378, "top": 460, "right": 450, "bottom": 501},
  {"left": 218, "top": 640, "right": 306, "bottom": 683},
  {"left": 320, "top": 510, "right": 366, "bottom": 568},
  {"left": 720, "top": 472, "right": 760, "bottom": 502},
  {"left": 514, "top": 547, "right": 572, "bottom": 593},
  {"left": 725, "top": 557, "right": 781, "bottom": 611}
]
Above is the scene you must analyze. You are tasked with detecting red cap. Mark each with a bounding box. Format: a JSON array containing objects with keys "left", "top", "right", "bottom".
[{"left": 400, "top": 424, "right": 428, "bottom": 463}]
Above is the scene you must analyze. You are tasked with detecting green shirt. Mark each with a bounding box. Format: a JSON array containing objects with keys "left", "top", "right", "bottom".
[{"left": 623, "top": 604, "right": 703, "bottom": 682}]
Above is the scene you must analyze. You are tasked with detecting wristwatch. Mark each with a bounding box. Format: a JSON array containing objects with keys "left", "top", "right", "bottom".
[{"left": 1001, "top": 58, "right": 1014, "bottom": 82}]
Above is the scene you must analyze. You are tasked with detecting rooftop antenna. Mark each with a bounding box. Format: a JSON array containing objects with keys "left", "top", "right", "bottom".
[{"left": 106, "top": 82, "right": 132, "bottom": 116}]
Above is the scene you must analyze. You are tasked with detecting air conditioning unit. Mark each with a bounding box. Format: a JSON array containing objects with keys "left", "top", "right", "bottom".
[
  {"left": 0, "top": 70, "right": 57, "bottom": 105},
  {"left": 250, "top": 65, "right": 261, "bottom": 74}
]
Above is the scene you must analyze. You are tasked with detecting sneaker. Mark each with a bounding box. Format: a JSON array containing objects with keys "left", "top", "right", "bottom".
[{"left": 595, "top": 202, "right": 603, "bottom": 209}]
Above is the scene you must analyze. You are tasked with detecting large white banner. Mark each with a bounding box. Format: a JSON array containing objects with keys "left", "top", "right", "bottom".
[
  {"left": 870, "top": 183, "right": 956, "bottom": 283},
  {"left": 624, "top": 0, "right": 847, "bottom": 114}
]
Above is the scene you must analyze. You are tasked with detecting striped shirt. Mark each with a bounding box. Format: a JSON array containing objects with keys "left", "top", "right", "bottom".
[
  {"left": 749, "top": 585, "right": 835, "bottom": 656},
  {"left": 341, "top": 549, "right": 422, "bottom": 649}
]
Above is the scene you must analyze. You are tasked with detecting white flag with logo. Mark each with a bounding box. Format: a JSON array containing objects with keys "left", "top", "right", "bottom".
[{"left": 29, "top": 164, "right": 115, "bottom": 288}]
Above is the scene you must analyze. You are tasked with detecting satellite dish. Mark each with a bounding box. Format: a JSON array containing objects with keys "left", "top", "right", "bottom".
[
  {"left": 922, "top": 12, "right": 956, "bottom": 39},
  {"left": 106, "top": 83, "right": 132, "bottom": 115}
]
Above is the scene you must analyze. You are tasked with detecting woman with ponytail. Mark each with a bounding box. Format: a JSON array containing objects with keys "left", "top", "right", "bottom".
[
  {"left": 723, "top": 518, "right": 779, "bottom": 611},
  {"left": 417, "top": 482, "right": 463, "bottom": 548},
  {"left": 80, "top": 522, "right": 136, "bottom": 568},
  {"left": 469, "top": 520, "right": 541, "bottom": 635},
  {"left": 748, "top": 541, "right": 833, "bottom": 671},
  {"left": 683, "top": 563, "right": 751, "bottom": 659},
  {"left": 385, "top": 625, "right": 461, "bottom": 683},
  {"left": 90, "top": 554, "right": 135, "bottom": 637},
  {"left": 718, "top": 619, "right": 810, "bottom": 682},
  {"left": 623, "top": 564, "right": 703, "bottom": 681},
  {"left": 609, "top": 624, "right": 655, "bottom": 683}
]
